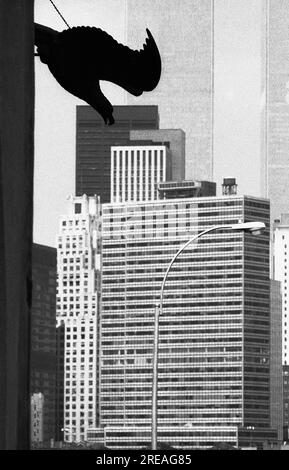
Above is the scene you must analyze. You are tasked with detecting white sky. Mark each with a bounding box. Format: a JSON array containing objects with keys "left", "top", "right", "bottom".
[{"left": 34, "top": 0, "right": 264, "bottom": 247}]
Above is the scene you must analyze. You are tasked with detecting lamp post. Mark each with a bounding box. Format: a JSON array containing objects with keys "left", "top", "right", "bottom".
[
  {"left": 247, "top": 425, "right": 255, "bottom": 448},
  {"left": 151, "top": 221, "right": 265, "bottom": 450}
]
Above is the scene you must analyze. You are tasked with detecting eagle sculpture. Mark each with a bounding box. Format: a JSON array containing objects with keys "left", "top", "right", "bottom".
[{"left": 34, "top": 23, "right": 162, "bottom": 125}]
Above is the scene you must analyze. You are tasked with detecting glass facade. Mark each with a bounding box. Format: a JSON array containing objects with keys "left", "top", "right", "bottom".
[{"left": 97, "top": 195, "right": 271, "bottom": 448}]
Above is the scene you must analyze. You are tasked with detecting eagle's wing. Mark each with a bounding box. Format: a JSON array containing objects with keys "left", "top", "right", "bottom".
[{"left": 34, "top": 24, "right": 161, "bottom": 125}]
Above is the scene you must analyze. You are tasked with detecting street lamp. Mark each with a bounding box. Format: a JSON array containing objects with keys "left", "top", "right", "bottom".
[{"left": 151, "top": 221, "right": 266, "bottom": 450}]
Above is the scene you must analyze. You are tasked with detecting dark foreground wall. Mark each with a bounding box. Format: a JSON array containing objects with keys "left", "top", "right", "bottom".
[{"left": 0, "top": 0, "right": 34, "bottom": 449}]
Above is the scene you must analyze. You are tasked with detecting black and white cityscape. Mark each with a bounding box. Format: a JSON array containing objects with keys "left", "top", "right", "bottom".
[{"left": 3, "top": 0, "right": 289, "bottom": 452}]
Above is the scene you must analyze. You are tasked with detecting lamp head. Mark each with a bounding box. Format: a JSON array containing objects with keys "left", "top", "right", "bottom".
[{"left": 230, "top": 221, "right": 265, "bottom": 234}]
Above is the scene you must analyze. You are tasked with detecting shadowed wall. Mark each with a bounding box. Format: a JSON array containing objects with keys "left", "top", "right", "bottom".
[{"left": 0, "top": 0, "right": 34, "bottom": 449}]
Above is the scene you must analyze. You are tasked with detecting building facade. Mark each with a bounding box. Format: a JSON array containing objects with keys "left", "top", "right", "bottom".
[
  {"left": 90, "top": 194, "right": 275, "bottom": 449},
  {"left": 31, "top": 243, "right": 57, "bottom": 445},
  {"left": 270, "top": 280, "right": 283, "bottom": 442},
  {"left": 111, "top": 143, "right": 171, "bottom": 203},
  {"left": 56, "top": 195, "right": 101, "bottom": 443},
  {"left": 273, "top": 214, "right": 289, "bottom": 365},
  {"left": 283, "top": 365, "right": 289, "bottom": 441},
  {"left": 75, "top": 106, "right": 159, "bottom": 203},
  {"left": 126, "top": 0, "right": 214, "bottom": 181}
]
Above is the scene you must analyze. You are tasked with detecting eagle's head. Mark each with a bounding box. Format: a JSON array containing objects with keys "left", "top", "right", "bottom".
[
  {"left": 87, "top": 92, "right": 115, "bottom": 125},
  {"left": 113, "top": 29, "right": 161, "bottom": 98}
]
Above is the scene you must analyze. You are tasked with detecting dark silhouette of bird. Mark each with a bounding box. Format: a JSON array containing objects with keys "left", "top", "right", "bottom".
[{"left": 34, "top": 23, "right": 162, "bottom": 125}]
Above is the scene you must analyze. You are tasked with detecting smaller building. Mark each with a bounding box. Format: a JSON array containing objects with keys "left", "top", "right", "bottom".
[{"left": 111, "top": 142, "right": 172, "bottom": 203}]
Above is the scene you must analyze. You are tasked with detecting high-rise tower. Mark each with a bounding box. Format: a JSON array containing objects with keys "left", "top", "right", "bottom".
[
  {"left": 264, "top": 0, "right": 289, "bottom": 221},
  {"left": 126, "top": 0, "right": 214, "bottom": 181}
]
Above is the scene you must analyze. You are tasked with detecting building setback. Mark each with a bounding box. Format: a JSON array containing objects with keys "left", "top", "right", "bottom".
[
  {"left": 31, "top": 243, "right": 57, "bottom": 446},
  {"left": 56, "top": 195, "right": 101, "bottom": 443},
  {"left": 126, "top": 0, "right": 214, "bottom": 181},
  {"left": 87, "top": 194, "right": 278, "bottom": 449},
  {"left": 75, "top": 106, "right": 159, "bottom": 203}
]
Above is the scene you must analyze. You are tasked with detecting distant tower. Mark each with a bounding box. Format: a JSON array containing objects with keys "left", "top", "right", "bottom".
[
  {"left": 222, "top": 177, "right": 238, "bottom": 196},
  {"left": 264, "top": 0, "right": 289, "bottom": 222},
  {"left": 126, "top": 0, "right": 214, "bottom": 181}
]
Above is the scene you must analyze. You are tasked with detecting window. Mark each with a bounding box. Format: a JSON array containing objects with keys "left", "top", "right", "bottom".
[{"left": 75, "top": 203, "right": 82, "bottom": 214}]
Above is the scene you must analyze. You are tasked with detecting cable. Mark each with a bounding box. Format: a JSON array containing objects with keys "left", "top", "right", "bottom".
[{"left": 49, "top": 0, "right": 71, "bottom": 29}]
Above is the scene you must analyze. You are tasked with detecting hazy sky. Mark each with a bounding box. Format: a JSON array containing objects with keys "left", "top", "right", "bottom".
[{"left": 34, "top": 0, "right": 264, "bottom": 247}]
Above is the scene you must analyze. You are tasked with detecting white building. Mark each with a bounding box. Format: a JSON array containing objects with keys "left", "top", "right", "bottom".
[
  {"left": 273, "top": 214, "right": 289, "bottom": 365},
  {"left": 31, "top": 393, "right": 44, "bottom": 444},
  {"left": 56, "top": 195, "right": 101, "bottom": 443},
  {"left": 111, "top": 144, "right": 171, "bottom": 204}
]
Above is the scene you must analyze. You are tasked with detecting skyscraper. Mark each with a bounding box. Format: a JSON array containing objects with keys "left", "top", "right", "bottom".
[
  {"left": 56, "top": 195, "right": 101, "bottom": 443},
  {"left": 87, "top": 193, "right": 277, "bottom": 449},
  {"left": 126, "top": 0, "right": 214, "bottom": 181},
  {"left": 75, "top": 106, "right": 159, "bottom": 203},
  {"left": 264, "top": 0, "right": 289, "bottom": 221}
]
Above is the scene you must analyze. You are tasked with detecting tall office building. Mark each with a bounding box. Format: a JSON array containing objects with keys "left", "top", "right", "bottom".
[
  {"left": 264, "top": 0, "right": 289, "bottom": 221},
  {"left": 111, "top": 142, "right": 172, "bottom": 203},
  {"left": 126, "top": 0, "right": 214, "bottom": 181},
  {"left": 31, "top": 243, "right": 57, "bottom": 445},
  {"left": 270, "top": 280, "right": 283, "bottom": 442},
  {"left": 56, "top": 195, "right": 101, "bottom": 443},
  {"left": 87, "top": 193, "right": 278, "bottom": 449},
  {"left": 75, "top": 106, "right": 159, "bottom": 203},
  {"left": 273, "top": 214, "right": 289, "bottom": 365}
]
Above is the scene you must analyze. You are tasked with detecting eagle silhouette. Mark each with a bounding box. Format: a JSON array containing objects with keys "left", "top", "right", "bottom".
[{"left": 34, "top": 23, "right": 162, "bottom": 125}]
